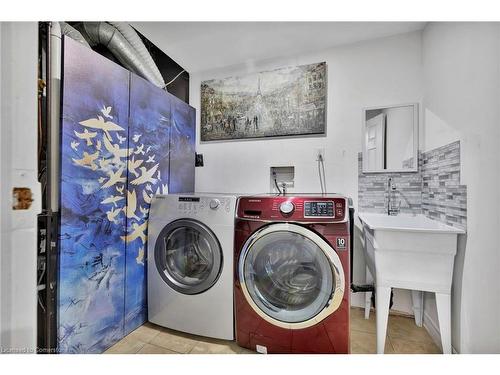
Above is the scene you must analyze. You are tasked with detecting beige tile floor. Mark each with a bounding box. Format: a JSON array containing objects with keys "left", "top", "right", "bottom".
[{"left": 105, "top": 307, "right": 441, "bottom": 354}]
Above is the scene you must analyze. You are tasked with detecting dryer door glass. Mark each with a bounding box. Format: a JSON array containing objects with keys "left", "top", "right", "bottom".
[
  {"left": 155, "top": 219, "right": 222, "bottom": 295},
  {"left": 241, "top": 227, "right": 339, "bottom": 325}
]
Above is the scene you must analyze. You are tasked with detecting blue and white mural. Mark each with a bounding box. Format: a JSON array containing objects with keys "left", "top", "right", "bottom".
[
  {"left": 124, "top": 74, "right": 172, "bottom": 334},
  {"left": 169, "top": 95, "right": 195, "bottom": 193},
  {"left": 58, "top": 38, "right": 130, "bottom": 353},
  {"left": 58, "top": 38, "right": 195, "bottom": 353}
]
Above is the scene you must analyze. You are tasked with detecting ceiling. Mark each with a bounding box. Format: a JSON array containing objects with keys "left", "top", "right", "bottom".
[{"left": 132, "top": 22, "right": 426, "bottom": 73}]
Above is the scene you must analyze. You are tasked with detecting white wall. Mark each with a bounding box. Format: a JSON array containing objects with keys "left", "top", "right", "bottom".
[
  {"left": 190, "top": 31, "right": 424, "bottom": 312},
  {"left": 0, "top": 22, "right": 39, "bottom": 352},
  {"left": 422, "top": 22, "right": 500, "bottom": 353}
]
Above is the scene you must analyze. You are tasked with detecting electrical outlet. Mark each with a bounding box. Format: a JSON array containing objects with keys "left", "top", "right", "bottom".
[{"left": 316, "top": 148, "right": 325, "bottom": 161}]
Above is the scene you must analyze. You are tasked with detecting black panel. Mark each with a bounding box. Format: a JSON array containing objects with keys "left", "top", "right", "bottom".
[{"left": 135, "top": 28, "right": 190, "bottom": 104}]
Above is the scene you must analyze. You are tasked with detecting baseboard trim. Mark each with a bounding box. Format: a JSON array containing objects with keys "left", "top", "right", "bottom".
[{"left": 423, "top": 310, "right": 442, "bottom": 351}]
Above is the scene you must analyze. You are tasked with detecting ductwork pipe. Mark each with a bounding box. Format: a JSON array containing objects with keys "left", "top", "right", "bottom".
[
  {"left": 82, "top": 22, "right": 165, "bottom": 89},
  {"left": 60, "top": 22, "right": 90, "bottom": 48},
  {"left": 107, "top": 22, "right": 165, "bottom": 87}
]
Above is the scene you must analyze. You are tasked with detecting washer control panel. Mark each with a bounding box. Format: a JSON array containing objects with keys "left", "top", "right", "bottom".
[
  {"left": 237, "top": 195, "right": 347, "bottom": 222},
  {"left": 304, "top": 201, "right": 335, "bottom": 218}
]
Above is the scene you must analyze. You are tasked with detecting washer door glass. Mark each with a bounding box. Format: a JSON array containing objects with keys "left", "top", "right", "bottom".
[
  {"left": 155, "top": 219, "right": 222, "bottom": 295},
  {"left": 242, "top": 228, "right": 336, "bottom": 324}
]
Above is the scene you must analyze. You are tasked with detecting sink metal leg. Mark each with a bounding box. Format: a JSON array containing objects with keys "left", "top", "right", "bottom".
[
  {"left": 364, "top": 266, "right": 372, "bottom": 319},
  {"left": 411, "top": 290, "right": 424, "bottom": 327},
  {"left": 435, "top": 292, "right": 452, "bottom": 354},
  {"left": 375, "top": 286, "right": 391, "bottom": 354},
  {"left": 365, "top": 291, "right": 372, "bottom": 319}
]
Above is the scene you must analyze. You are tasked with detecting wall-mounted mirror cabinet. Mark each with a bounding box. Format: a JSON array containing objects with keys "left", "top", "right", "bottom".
[{"left": 362, "top": 103, "right": 418, "bottom": 173}]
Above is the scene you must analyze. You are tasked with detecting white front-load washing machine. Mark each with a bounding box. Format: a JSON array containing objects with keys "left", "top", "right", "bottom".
[{"left": 147, "top": 193, "right": 236, "bottom": 340}]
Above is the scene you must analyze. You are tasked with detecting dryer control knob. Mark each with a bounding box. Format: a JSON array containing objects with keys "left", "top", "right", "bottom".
[
  {"left": 209, "top": 199, "right": 220, "bottom": 210},
  {"left": 280, "top": 201, "right": 295, "bottom": 215}
]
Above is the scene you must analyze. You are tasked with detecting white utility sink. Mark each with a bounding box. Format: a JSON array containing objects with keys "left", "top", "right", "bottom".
[{"left": 357, "top": 213, "right": 465, "bottom": 354}]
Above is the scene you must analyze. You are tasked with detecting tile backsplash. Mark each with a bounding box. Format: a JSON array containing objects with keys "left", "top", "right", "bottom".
[
  {"left": 421, "top": 141, "right": 467, "bottom": 229},
  {"left": 358, "top": 140, "right": 467, "bottom": 230},
  {"left": 358, "top": 152, "right": 423, "bottom": 214}
]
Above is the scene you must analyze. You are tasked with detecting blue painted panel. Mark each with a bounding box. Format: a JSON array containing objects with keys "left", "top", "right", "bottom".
[
  {"left": 123, "top": 74, "right": 171, "bottom": 334},
  {"left": 169, "top": 95, "right": 196, "bottom": 193},
  {"left": 58, "top": 38, "right": 129, "bottom": 353},
  {"left": 58, "top": 37, "right": 196, "bottom": 352}
]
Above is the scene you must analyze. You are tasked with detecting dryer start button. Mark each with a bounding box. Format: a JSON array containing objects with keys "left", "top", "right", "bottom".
[{"left": 209, "top": 199, "right": 220, "bottom": 210}]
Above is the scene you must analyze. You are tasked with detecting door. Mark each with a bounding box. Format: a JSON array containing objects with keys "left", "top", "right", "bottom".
[
  {"left": 154, "top": 219, "right": 223, "bottom": 295},
  {"left": 364, "top": 113, "right": 386, "bottom": 170},
  {"left": 239, "top": 223, "right": 345, "bottom": 329}
]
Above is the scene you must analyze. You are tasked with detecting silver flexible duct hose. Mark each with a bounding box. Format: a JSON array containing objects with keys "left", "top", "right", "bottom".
[
  {"left": 82, "top": 22, "right": 165, "bottom": 88},
  {"left": 107, "top": 22, "right": 165, "bottom": 87},
  {"left": 60, "top": 22, "right": 90, "bottom": 48}
]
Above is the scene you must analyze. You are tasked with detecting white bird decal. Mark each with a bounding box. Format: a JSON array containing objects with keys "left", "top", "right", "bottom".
[
  {"left": 146, "top": 155, "right": 155, "bottom": 163},
  {"left": 145, "top": 184, "right": 153, "bottom": 192},
  {"left": 101, "top": 166, "right": 126, "bottom": 189},
  {"left": 136, "top": 247, "right": 145, "bottom": 266},
  {"left": 115, "top": 185, "right": 124, "bottom": 194},
  {"left": 101, "top": 195, "right": 125, "bottom": 207},
  {"left": 116, "top": 134, "right": 126, "bottom": 144},
  {"left": 121, "top": 221, "right": 148, "bottom": 244},
  {"left": 125, "top": 189, "right": 140, "bottom": 220},
  {"left": 130, "top": 164, "right": 159, "bottom": 186},
  {"left": 139, "top": 205, "right": 148, "bottom": 218},
  {"left": 99, "top": 158, "right": 111, "bottom": 169},
  {"left": 127, "top": 156, "right": 143, "bottom": 178},
  {"left": 70, "top": 141, "right": 80, "bottom": 151},
  {"left": 142, "top": 190, "right": 152, "bottom": 204},
  {"left": 154, "top": 183, "right": 169, "bottom": 195},
  {"left": 103, "top": 133, "right": 131, "bottom": 163},
  {"left": 79, "top": 116, "right": 125, "bottom": 140},
  {"left": 72, "top": 151, "right": 99, "bottom": 171},
  {"left": 132, "top": 134, "right": 142, "bottom": 143},
  {"left": 146, "top": 146, "right": 151, "bottom": 154},
  {"left": 100, "top": 105, "right": 113, "bottom": 119},
  {"left": 74, "top": 129, "right": 97, "bottom": 146},
  {"left": 95, "top": 139, "right": 102, "bottom": 151},
  {"left": 134, "top": 144, "right": 145, "bottom": 155},
  {"left": 106, "top": 207, "right": 122, "bottom": 224}
]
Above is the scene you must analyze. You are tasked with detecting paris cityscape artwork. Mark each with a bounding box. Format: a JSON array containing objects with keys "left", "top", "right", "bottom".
[{"left": 200, "top": 62, "right": 327, "bottom": 141}]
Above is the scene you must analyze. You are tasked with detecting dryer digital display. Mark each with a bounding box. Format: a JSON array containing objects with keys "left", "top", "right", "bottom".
[
  {"left": 179, "top": 197, "right": 200, "bottom": 202},
  {"left": 304, "top": 201, "right": 335, "bottom": 218}
]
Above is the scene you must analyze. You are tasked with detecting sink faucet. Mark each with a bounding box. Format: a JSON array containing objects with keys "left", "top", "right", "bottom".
[{"left": 387, "top": 177, "right": 400, "bottom": 216}]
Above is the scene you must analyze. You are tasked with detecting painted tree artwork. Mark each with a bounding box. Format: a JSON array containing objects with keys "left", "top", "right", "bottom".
[{"left": 200, "top": 62, "right": 326, "bottom": 141}]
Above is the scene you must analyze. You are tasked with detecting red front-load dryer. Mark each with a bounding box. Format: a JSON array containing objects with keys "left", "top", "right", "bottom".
[{"left": 234, "top": 194, "right": 350, "bottom": 354}]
